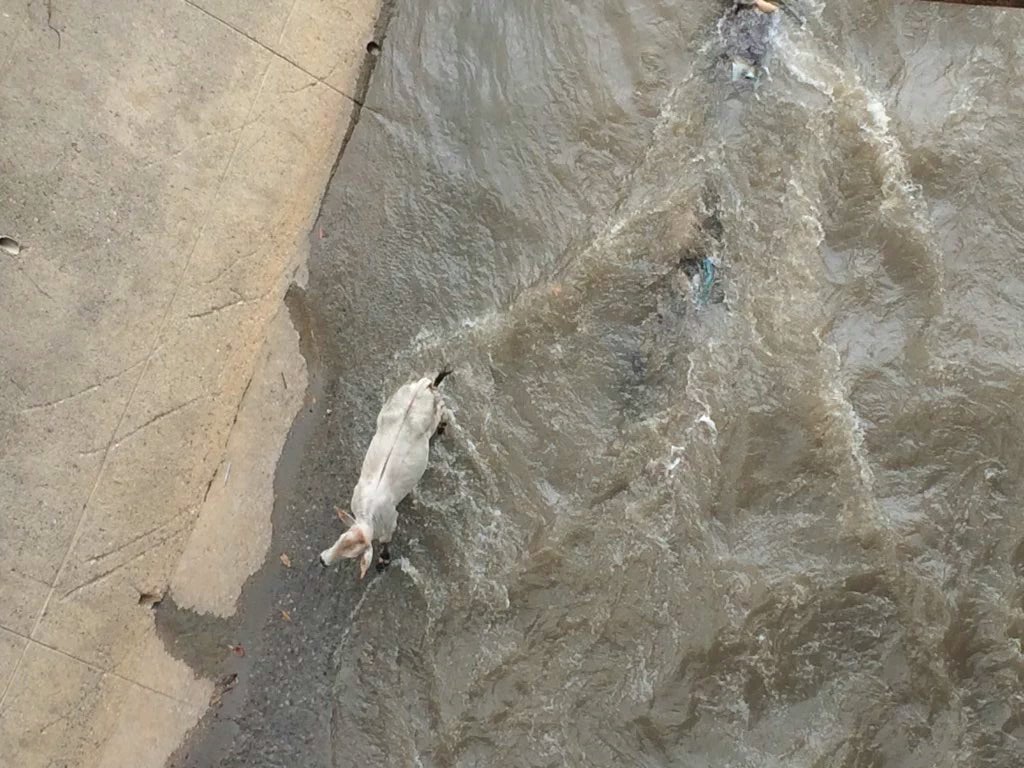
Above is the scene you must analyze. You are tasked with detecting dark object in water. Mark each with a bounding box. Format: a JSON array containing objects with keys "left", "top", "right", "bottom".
[
  {"left": 680, "top": 256, "right": 723, "bottom": 306},
  {"left": 696, "top": 257, "right": 719, "bottom": 305},
  {"left": 719, "top": 2, "right": 781, "bottom": 83},
  {"left": 677, "top": 188, "right": 725, "bottom": 306}
]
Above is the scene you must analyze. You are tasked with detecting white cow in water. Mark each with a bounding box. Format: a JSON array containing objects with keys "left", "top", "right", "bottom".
[{"left": 319, "top": 370, "right": 451, "bottom": 578}]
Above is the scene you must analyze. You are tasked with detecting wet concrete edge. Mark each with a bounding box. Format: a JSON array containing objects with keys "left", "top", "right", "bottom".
[{"left": 159, "top": 3, "right": 398, "bottom": 765}]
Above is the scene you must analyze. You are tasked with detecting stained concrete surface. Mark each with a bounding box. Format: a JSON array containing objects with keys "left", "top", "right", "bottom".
[
  {"left": 169, "top": 307, "right": 308, "bottom": 618},
  {"left": 0, "top": 0, "right": 381, "bottom": 765}
]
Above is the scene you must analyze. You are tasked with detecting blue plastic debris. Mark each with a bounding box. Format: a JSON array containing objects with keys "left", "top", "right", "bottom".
[{"left": 694, "top": 257, "right": 718, "bottom": 305}]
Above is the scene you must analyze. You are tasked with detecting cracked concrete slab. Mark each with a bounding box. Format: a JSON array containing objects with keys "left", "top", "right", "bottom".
[
  {"left": 190, "top": 0, "right": 381, "bottom": 97},
  {"left": 170, "top": 307, "right": 308, "bottom": 617},
  {"left": 114, "top": 625, "right": 213, "bottom": 709},
  {"left": 0, "top": 628, "right": 26, "bottom": 687},
  {"left": 91, "top": 682, "right": 207, "bottom": 768},
  {"left": 0, "top": 640, "right": 206, "bottom": 768},
  {"left": 0, "top": 642, "right": 114, "bottom": 768},
  {"left": 36, "top": 522, "right": 196, "bottom": 672},
  {"left": 0, "top": 0, "right": 269, "bottom": 402},
  {"left": 278, "top": 0, "right": 382, "bottom": 94},
  {"left": 0, "top": 0, "right": 383, "bottom": 762},
  {"left": 1, "top": 370, "right": 132, "bottom": 590},
  {"left": 186, "top": 0, "right": 298, "bottom": 48},
  {"left": 0, "top": 570, "right": 49, "bottom": 638},
  {"left": 114, "top": 57, "right": 349, "bottom": 441}
]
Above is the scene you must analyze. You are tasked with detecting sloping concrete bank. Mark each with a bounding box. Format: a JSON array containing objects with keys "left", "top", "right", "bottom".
[{"left": 0, "top": 1, "right": 384, "bottom": 765}]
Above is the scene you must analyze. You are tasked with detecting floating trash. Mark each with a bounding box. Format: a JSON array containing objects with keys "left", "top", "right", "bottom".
[
  {"left": 692, "top": 256, "right": 722, "bottom": 306},
  {"left": 718, "top": 1, "right": 782, "bottom": 85}
]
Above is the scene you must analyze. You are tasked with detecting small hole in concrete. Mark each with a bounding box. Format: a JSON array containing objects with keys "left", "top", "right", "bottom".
[
  {"left": 138, "top": 590, "right": 164, "bottom": 608},
  {"left": 366, "top": 41, "right": 380, "bottom": 55},
  {"left": 0, "top": 237, "right": 20, "bottom": 256}
]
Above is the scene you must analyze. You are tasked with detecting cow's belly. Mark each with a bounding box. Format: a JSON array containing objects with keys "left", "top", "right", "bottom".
[{"left": 378, "top": 436, "right": 430, "bottom": 503}]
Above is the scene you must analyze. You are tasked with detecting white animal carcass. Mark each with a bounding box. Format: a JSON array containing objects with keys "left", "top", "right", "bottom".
[{"left": 319, "top": 372, "right": 450, "bottom": 577}]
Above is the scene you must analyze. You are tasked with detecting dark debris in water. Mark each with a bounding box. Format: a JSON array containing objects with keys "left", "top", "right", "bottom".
[
  {"left": 677, "top": 187, "right": 726, "bottom": 306},
  {"left": 718, "top": 1, "right": 784, "bottom": 84},
  {"left": 679, "top": 255, "right": 725, "bottom": 307}
]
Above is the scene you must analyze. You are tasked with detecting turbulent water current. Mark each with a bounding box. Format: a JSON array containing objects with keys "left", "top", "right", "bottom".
[{"left": 175, "top": 2, "right": 1024, "bottom": 766}]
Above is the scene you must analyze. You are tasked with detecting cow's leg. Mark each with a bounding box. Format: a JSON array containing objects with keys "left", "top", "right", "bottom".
[
  {"left": 375, "top": 542, "right": 392, "bottom": 573},
  {"left": 432, "top": 367, "right": 453, "bottom": 436},
  {"left": 435, "top": 406, "right": 453, "bottom": 437}
]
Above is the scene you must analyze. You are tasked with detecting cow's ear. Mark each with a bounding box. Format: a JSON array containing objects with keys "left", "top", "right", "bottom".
[
  {"left": 359, "top": 545, "right": 374, "bottom": 579},
  {"left": 336, "top": 507, "right": 355, "bottom": 526}
]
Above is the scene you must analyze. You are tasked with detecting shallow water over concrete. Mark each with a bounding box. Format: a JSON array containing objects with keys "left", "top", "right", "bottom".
[{"left": 169, "top": 1, "right": 1024, "bottom": 766}]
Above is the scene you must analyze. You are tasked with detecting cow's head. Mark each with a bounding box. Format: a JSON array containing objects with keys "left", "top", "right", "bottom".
[{"left": 319, "top": 515, "right": 374, "bottom": 578}]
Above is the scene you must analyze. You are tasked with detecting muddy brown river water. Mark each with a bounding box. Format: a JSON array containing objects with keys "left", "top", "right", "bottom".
[{"left": 166, "top": 1, "right": 1024, "bottom": 766}]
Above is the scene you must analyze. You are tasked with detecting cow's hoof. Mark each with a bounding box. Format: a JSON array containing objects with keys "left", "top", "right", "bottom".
[{"left": 375, "top": 545, "right": 391, "bottom": 573}]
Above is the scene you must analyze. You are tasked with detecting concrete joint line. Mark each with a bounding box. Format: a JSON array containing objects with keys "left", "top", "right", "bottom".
[
  {"left": 179, "top": 0, "right": 365, "bottom": 104},
  {"left": 0, "top": 630, "right": 201, "bottom": 713}
]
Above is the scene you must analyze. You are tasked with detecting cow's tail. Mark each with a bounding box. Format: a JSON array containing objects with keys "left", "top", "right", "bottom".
[{"left": 433, "top": 366, "right": 453, "bottom": 387}]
